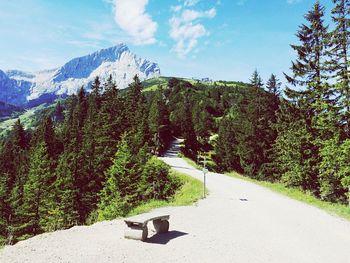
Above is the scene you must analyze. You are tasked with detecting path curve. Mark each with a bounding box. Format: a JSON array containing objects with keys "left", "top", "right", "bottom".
[{"left": 1, "top": 139, "right": 350, "bottom": 263}]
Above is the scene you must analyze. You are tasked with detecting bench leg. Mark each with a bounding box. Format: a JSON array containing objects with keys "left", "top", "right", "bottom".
[
  {"left": 153, "top": 219, "right": 169, "bottom": 234},
  {"left": 124, "top": 225, "right": 148, "bottom": 241}
]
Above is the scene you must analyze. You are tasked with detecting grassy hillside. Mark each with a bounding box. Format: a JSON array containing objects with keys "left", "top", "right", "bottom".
[
  {"left": 0, "top": 103, "right": 56, "bottom": 137},
  {"left": 128, "top": 169, "right": 204, "bottom": 216},
  {"left": 142, "top": 76, "right": 247, "bottom": 92}
]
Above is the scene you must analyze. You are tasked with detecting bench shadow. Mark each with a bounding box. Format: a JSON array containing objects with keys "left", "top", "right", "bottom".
[{"left": 146, "top": 230, "right": 188, "bottom": 245}]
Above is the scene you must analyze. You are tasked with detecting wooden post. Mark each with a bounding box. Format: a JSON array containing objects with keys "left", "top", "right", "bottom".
[
  {"left": 204, "top": 172, "right": 206, "bottom": 198},
  {"left": 348, "top": 186, "right": 350, "bottom": 207}
]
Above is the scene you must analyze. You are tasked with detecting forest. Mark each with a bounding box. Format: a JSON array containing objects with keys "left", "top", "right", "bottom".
[{"left": 0, "top": 0, "right": 349, "bottom": 245}]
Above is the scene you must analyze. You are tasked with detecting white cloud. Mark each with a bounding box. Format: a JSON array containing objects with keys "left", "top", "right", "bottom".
[
  {"left": 109, "top": 0, "right": 157, "bottom": 45},
  {"left": 171, "top": 5, "right": 182, "bottom": 12},
  {"left": 169, "top": 6, "right": 216, "bottom": 57},
  {"left": 182, "top": 8, "right": 216, "bottom": 22},
  {"left": 184, "top": 0, "right": 200, "bottom": 7}
]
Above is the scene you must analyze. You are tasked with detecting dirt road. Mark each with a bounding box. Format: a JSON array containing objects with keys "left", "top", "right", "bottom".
[{"left": 1, "top": 140, "right": 350, "bottom": 263}]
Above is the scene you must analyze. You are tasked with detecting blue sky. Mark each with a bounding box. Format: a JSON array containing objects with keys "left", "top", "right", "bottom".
[{"left": 0, "top": 0, "right": 334, "bottom": 83}]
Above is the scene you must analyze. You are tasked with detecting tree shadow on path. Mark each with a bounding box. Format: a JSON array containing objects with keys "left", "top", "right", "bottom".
[{"left": 146, "top": 231, "right": 188, "bottom": 245}]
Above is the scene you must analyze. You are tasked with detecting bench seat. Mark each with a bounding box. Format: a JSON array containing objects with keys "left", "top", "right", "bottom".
[{"left": 124, "top": 212, "right": 170, "bottom": 241}]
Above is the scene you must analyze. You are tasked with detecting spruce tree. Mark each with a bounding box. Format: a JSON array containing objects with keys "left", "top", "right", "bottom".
[
  {"left": 6, "top": 120, "right": 29, "bottom": 243},
  {"left": 266, "top": 74, "right": 281, "bottom": 96},
  {"left": 96, "top": 75, "right": 124, "bottom": 175},
  {"left": 97, "top": 136, "right": 137, "bottom": 219},
  {"left": 52, "top": 101, "right": 64, "bottom": 123},
  {"left": 250, "top": 69, "right": 264, "bottom": 89},
  {"left": 20, "top": 143, "right": 52, "bottom": 239},
  {"left": 148, "top": 87, "right": 171, "bottom": 155},
  {"left": 214, "top": 116, "right": 241, "bottom": 172},
  {"left": 329, "top": 0, "right": 350, "bottom": 135},
  {"left": 51, "top": 152, "right": 80, "bottom": 229},
  {"left": 182, "top": 94, "right": 199, "bottom": 159},
  {"left": 126, "top": 75, "right": 149, "bottom": 153},
  {"left": 278, "top": 1, "right": 329, "bottom": 193}
]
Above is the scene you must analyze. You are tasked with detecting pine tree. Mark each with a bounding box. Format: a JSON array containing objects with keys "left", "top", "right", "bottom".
[
  {"left": 126, "top": 75, "right": 144, "bottom": 128},
  {"left": 182, "top": 94, "right": 199, "bottom": 159},
  {"left": 78, "top": 90, "right": 102, "bottom": 220},
  {"left": 329, "top": 0, "right": 350, "bottom": 135},
  {"left": 52, "top": 101, "right": 64, "bottom": 123},
  {"left": 35, "top": 116, "right": 58, "bottom": 158},
  {"left": 59, "top": 86, "right": 88, "bottom": 223},
  {"left": 148, "top": 87, "right": 171, "bottom": 155},
  {"left": 126, "top": 75, "right": 149, "bottom": 153},
  {"left": 285, "top": 1, "right": 328, "bottom": 91},
  {"left": 6, "top": 120, "right": 29, "bottom": 243},
  {"left": 192, "top": 102, "right": 214, "bottom": 146},
  {"left": 266, "top": 74, "right": 281, "bottom": 96},
  {"left": 250, "top": 69, "right": 264, "bottom": 89},
  {"left": 91, "top": 76, "right": 102, "bottom": 108},
  {"left": 97, "top": 136, "right": 137, "bottom": 219},
  {"left": 95, "top": 75, "right": 124, "bottom": 175},
  {"left": 265, "top": 73, "right": 281, "bottom": 128},
  {"left": 20, "top": 143, "right": 52, "bottom": 239},
  {"left": 272, "top": 100, "right": 319, "bottom": 189},
  {"left": 214, "top": 116, "right": 241, "bottom": 172},
  {"left": 139, "top": 157, "right": 181, "bottom": 201},
  {"left": 50, "top": 152, "right": 80, "bottom": 229},
  {"left": 278, "top": 1, "right": 330, "bottom": 193}
]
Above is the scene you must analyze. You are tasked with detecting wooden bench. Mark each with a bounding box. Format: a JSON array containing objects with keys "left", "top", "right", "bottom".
[{"left": 124, "top": 212, "right": 170, "bottom": 241}]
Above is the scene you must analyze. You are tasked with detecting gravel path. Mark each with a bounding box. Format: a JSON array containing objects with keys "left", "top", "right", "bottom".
[{"left": 1, "top": 140, "right": 350, "bottom": 263}]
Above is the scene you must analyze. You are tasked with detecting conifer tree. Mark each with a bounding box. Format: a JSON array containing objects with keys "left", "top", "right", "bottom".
[
  {"left": 182, "top": 94, "right": 199, "bottom": 158},
  {"left": 36, "top": 116, "right": 58, "bottom": 158},
  {"left": 96, "top": 75, "right": 124, "bottom": 175},
  {"left": 148, "top": 87, "right": 171, "bottom": 154},
  {"left": 51, "top": 152, "right": 80, "bottom": 229},
  {"left": 214, "top": 116, "right": 241, "bottom": 172},
  {"left": 126, "top": 75, "right": 149, "bottom": 153},
  {"left": 6, "top": 120, "right": 29, "bottom": 242},
  {"left": 277, "top": 1, "right": 329, "bottom": 193},
  {"left": 329, "top": 0, "right": 350, "bottom": 135},
  {"left": 126, "top": 75, "right": 144, "bottom": 128},
  {"left": 139, "top": 157, "right": 180, "bottom": 201},
  {"left": 52, "top": 101, "right": 64, "bottom": 123},
  {"left": 97, "top": 136, "right": 137, "bottom": 219},
  {"left": 266, "top": 74, "right": 281, "bottom": 96},
  {"left": 91, "top": 76, "right": 102, "bottom": 109},
  {"left": 20, "top": 143, "right": 52, "bottom": 239},
  {"left": 250, "top": 69, "right": 264, "bottom": 89}
]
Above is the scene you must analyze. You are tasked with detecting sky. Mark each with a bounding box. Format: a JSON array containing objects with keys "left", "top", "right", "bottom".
[{"left": 0, "top": 0, "right": 335, "bottom": 83}]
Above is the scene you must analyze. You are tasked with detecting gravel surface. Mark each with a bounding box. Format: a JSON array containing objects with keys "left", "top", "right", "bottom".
[{"left": 1, "top": 140, "right": 350, "bottom": 263}]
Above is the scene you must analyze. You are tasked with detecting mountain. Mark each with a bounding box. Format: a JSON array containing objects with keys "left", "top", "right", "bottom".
[
  {"left": 0, "top": 44, "right": 160, "bottom": 107},
  {"left": 0, "top": 69, "right": 32, "bottom": 106}
]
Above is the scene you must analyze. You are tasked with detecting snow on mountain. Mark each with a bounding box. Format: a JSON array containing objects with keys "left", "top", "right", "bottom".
[{"left": 1, "top": 44, "right": 160, "bottom": 106}]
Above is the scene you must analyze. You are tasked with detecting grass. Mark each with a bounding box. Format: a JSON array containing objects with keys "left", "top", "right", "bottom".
[
  {"left": 180, "top": 154, "right": 202, "bottom": 170},
  {"left": 0, "top": 103, "right": 52, "bottom": 137},
  {"left": 227, "top": 171, "right": 350, "bottom": 221},
  {"left": 128, "top": 170, "right": 204, "bottom": 216},
  {"left": 142, "top": 76, "right": 169, "bottom": 92}
]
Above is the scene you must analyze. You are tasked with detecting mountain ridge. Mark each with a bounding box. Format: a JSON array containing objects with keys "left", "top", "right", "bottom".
[{"left": 0, "top": 43, "right": 160, "bottom": 107}]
